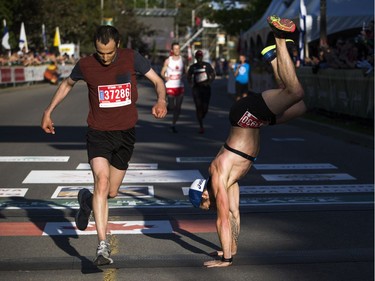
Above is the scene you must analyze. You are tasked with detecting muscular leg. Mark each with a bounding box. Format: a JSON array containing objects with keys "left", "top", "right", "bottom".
[
  {"left": 275, "top": 100, "right": 306, "bottom": 124},
  {"left": 168, "top": 95, "right": 183, "bottom": 126},
  {"left": 262, "top": 38, "right": 304, "bottom": 115},
  {"left": 91, "top": 157, "right": 126, "bottom": 242}
]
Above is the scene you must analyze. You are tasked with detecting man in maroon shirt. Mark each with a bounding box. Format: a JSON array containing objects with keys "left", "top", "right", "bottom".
[{"left": 41, "top": 25, "right": 167, "bottom": 266}]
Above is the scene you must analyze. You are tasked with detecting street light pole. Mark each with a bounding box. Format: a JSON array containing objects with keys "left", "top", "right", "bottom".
[
  {"left": 101, "top": 0, "right": 104, "bottom": 25},
  {"left": 192, "top": 9, "right": 196, "bottom": 29}
]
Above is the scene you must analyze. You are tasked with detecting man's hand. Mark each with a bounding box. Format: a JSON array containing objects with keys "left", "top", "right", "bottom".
[
  {"left": 152, "top": 100, "right": 167, "bottom": 119},
  {"left": 41, "top": 112, "right": 55, "bottom": 134}
]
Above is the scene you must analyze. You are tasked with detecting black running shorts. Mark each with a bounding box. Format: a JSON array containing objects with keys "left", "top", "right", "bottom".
[
  {"left": 229, "top": 92, "right": 276, "bottom": 128},
  {"left": 86, "top": 127, "right": 136, "bottom": 170}
]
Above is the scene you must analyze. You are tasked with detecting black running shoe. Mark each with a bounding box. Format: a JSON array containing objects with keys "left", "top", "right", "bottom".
[{"left": 75, "top": 188, "right": 92, "bottom": 231}]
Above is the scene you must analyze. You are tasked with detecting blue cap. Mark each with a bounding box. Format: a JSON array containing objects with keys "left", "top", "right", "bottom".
[{"left": 189, "top": 178, "right": 207, "bottom": 208}]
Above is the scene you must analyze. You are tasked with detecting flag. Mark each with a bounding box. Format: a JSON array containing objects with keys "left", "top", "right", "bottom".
[
  {"left": 2, "top": 19, "right": 10, "bottom": 50},
  {"left": 19, "top": 22, "right": 28, "bottom": 53},
  {"left": 53, "top": 27, "right": 61, "bottom": 48},
  {"left": 187, "top": 45, "right": 192, "bottom": 62},
  {"left": 299, "top": 0, "right": 307, "bottom": 62},
  {"left": 42, "top": 24, "right": 47, "bottom": 50}
]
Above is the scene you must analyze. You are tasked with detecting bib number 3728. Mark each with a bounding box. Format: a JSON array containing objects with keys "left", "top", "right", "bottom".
[{"left": 98, "top": 83, "right": 132, "bottom": 108}]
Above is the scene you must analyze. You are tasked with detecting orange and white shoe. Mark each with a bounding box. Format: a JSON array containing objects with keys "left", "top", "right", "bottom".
[{"left": 267, "top": 15, "right": 296, "bottom": 37}]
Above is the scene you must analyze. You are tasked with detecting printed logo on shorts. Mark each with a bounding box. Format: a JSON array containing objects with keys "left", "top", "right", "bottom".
[{"left": 237, "top": 111, "right": 263, "bottom": 128}]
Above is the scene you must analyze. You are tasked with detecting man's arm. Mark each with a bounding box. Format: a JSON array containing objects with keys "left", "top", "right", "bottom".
[
  {"left": 187, "top": 65, "right": 194, "bottom": 86},
  {"left": 204, "top": 171, "right": 233, "bottom": 268},
  {"left": 41, "top": 77, "right": 76, "bottom": 134},
  {"left": 160, "top": 58, "right": 169, "bottom": 81},
  {"left": 208, "top": 63, "right": 216, "bottom": 82},
  {"left": 144, "top": 68, "right": 167, "bottom": 119}
]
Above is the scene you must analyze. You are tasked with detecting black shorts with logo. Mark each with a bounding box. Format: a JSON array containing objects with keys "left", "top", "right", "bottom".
[
  {"left": 229, "top": 92, "right": 276, "bottom": 128},
  {"left": 86, "top": 127, "right": 136, "bottom": 170}
]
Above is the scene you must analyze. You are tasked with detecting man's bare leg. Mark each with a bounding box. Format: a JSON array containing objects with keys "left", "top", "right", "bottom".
[{"left": 261, "top": 17, "right": 304, "bottom": 115}]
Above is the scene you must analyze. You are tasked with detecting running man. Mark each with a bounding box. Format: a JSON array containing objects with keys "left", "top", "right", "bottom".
[
  {"left": 161, "top": 42, "right": 185, "bottom": 133},
  {"left": 187, "top": 50, "right": 216, "bottom": 134},
  {"left": 188, "top": 15, "right": 306, "bottom": 268},
  {"left": 41, "top": 25, "right": 167, "bottom": 266}
]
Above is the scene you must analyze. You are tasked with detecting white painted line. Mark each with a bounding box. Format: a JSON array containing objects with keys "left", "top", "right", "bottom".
[
  {"left": 23, "top": 170, "right": 203, "bottom": 184},
  {"left": 76, "top": 163, "right": 158, "bottom": 170},
  {"left": 271, "top": 138, "right": 305, "bottom": 142},
  {"left": 0, "top": 188, "right": 28, "bottom": 197},
  {"left": 182, "top": 184, "right": 373, "bottom": 196},
  {"left": 253, "top": 163, "right": 337, "bottom": 170},
  {"left": 182, "top": 187, "right": 189, "bottom": 196},
  {"left": 176, "top": 157, "right": 214, "bottom": 163},
  {"left": 240, "top": 184, "right": 373, "bottom": 194},
  {"left": 42, "top": 220, "right": 173, "bottom": 236},
  {"left": 0, "top": 156, "right": 69, "bottom": 162},
  {"left": 262, "top": 173, "right": 356, "bottom": 181},
  {"left": 51, "top": 185, "right": 154, "bottom": 199}
]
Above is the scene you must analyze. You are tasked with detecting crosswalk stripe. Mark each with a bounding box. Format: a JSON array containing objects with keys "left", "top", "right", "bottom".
[
  {"left": 253, "top": 163, "right": 337, "bottom": 170},
  {"left": 0, "top": 156, "right": 69, "bottom": 162},
  {"left": 23, "top": 170, "right": 203, "bottom": 184},
  {"left": 76, "top": 163, "right": 158, "bottom": 170},
  {"left": 262, "top": 173, "right": 356, "bottom": 181},
  {"left": 182, "top": 184, "right": 374, "bottom": 195}
]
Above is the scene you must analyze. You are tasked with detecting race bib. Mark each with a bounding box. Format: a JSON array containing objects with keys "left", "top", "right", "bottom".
[
  {"left": 98, "top": 83, "right": 132, "bottom": 108},
  {"left": 195, "top": 71, "right": 208, "bottom": 83},
  {"left": 237, "top": 111, "right": 263, "bottom": 128}
]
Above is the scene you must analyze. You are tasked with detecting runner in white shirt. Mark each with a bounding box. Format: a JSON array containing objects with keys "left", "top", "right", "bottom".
[{"left": 161, "top": 42, "right": 185, "bottom": 133}]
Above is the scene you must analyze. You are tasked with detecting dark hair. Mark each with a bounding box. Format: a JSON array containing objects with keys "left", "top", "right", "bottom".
[
  {"left": 94, "top": 25, "right": 121, "bottom": 46},
  {"left": 171, "top": 42, "right": 179, "bottom": 49}
]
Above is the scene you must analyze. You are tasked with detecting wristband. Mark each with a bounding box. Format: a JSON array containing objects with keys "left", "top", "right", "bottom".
[{"left": 221, "top": 256, "right": 233, "bottom": 263}]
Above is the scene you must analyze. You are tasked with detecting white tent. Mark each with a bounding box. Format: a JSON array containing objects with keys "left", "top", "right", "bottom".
[{"left": 243, "top": 0, "right": 374, "bottom": 48}]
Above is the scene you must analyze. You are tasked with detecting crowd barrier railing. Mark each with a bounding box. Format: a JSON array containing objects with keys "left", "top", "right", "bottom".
[
  {"left": 252, "top": 67, "right": 374, "bottom": 119},
  {"left": 0, "top": 65, "right": 74, "bottom": 85}
]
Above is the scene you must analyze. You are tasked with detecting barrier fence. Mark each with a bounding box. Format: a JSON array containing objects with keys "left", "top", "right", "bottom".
[
  {"left": 1, "top": 65, "right": 374, "bottom": 119},
  {"left": 0, "top": 65, "right": 74, "bottom": 85},
  {"left": 252, "top": 68, "right": 374, "bottom": 120}
]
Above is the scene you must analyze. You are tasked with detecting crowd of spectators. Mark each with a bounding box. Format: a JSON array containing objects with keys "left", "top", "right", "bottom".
[
  {"left": 0, "top": 47, "right": 77, "bottom": 67},
  {"left": 304, "top": 20, "right": 374, "bottom": 76}
]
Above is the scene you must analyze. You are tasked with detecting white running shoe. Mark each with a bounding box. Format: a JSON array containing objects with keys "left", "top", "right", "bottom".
[{"left": 93, "top": 240, "right": 113, "bottom": 266}]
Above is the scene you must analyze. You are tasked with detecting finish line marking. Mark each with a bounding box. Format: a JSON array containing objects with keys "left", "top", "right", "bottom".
[
  {"left": 0, "top": 156, "right": 69, "bottom": 162},
  {"left": 51, "top": 185, "right": 154, "bottom": 199},
  {"left": 76, "top": 163, "right": 158, "bottom": 170},
  {"left": 0, "top": 219, "right": 216, "bottom": 236},
  {"left": 23, "top": 170, "right": 203, "bottom": 184},
  {"left": 0, "top": 188, "right": 28, "bottom": 197}
]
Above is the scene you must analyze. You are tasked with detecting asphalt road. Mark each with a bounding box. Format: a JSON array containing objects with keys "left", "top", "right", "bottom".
[{"left": 0, "top": 76, "right": 373, "bottom": 281}]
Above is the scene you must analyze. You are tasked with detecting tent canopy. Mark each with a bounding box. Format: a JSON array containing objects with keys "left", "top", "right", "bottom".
[{"left": 243, "top": 0, "right": 374, "bottom": 47}]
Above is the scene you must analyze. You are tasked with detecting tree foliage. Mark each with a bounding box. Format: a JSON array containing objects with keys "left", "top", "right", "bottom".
[{"left": 0, "top": 0, "right": 272, "bottom": 54}]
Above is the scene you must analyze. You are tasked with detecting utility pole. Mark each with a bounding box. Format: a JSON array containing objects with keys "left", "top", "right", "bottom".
[{"left": 320, "top": 0, "right": 328, "bottom": 47}]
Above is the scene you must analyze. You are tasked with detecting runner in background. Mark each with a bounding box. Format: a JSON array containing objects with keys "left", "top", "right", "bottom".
[
  {"left": 187, "top": 50, "right": 216, "bottom": 134},
  {"left": 161, "top": 42, "right": 186, "bottom": 133}
]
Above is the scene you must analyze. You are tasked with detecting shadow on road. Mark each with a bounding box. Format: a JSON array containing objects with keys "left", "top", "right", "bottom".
[{"left": 1, "top": 197, "right": 102, "bottom": 274}]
